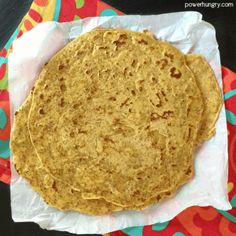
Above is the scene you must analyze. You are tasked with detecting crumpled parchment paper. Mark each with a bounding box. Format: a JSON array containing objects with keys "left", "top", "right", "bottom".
[{"left": 8, "top": 12, "right": 231, "bottom": 235}]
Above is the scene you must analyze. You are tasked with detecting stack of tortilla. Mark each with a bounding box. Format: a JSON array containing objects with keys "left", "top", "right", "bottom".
[{"left": 10, "top": 29, "right": 222, "bottom": 215}]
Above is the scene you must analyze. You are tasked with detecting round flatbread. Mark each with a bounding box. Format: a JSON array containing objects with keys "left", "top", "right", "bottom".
[
  {"left": 27, "top": 29, "right": 203, "bottom": 207},
  {"left": 185, "top": 54, "right": 222, "bottom": 142}
]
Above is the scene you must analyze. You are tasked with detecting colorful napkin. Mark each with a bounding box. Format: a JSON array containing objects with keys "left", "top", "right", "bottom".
[{"left": 0, "top": 1, "right": 235, "bottom": 235}]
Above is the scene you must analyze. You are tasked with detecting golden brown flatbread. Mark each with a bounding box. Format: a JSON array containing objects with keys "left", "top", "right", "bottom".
[
  {"left": 27, "top": 29, "right": 203, "bottom": 207},
  {"left": 11, "top": 29, "right": 222, "bottom": 215},
  {"left": 185, "top": 54, "right": 222, "bottom": 142}
]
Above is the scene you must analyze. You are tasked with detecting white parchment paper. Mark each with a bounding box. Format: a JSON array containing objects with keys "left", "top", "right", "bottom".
[{"left": 8, "top": 12, "right": 231, "bottom": 235}]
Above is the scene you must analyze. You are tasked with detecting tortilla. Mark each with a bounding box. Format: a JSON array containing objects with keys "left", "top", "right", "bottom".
[
  {"left": 185, "top": 54, "right": 222, "bottom": 142},
  {"left": 27, "top": 29, "right": 203, "bottom": 207}
]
